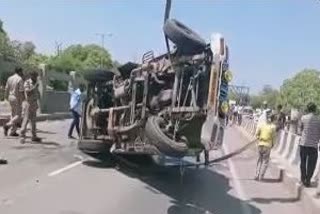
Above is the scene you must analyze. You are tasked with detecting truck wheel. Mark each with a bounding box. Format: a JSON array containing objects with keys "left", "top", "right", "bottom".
[
  {"left": 78, "top": 139, "right": 112, "bottom": 154},
  {"left": 85, "top": 99, "right": 95, "bottom": 130},
  {"left": 163, "top": 19, "right": 206, "bottom": 55},
  {"left": 145, "top": 116, "right": 188, "bottom": 157},
  {"left": 84, "top": 70, "right": 115, "bottom": 83}
]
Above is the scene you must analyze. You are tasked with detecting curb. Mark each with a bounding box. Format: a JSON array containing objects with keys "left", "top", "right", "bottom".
[
  {"left": 0, "top": 112, "right": 71, "bottom": 126},
  {"left": 236, "top": 125, "right": 320, "bottom": 214}
]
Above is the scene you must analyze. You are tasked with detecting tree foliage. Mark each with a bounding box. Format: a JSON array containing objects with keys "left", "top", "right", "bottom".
[
  {"left": 250, "top": 85, "right": 279, "bottom": 109},
  {"left": 279, "top": 69, "right": 320, "bottom": 110},
  {"left": 48, "top": 44, "right": 113, "bottom": 73},
  {"left": 249, "top": 69, "right": 320, "bottom": 112},
  {"left": 0, "top": 19, "right": 114, "bottom": 92}
]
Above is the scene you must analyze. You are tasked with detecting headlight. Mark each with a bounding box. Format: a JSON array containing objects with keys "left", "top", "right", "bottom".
[{"left": 224, "top": 70, "right": 233, "bottom": 82}]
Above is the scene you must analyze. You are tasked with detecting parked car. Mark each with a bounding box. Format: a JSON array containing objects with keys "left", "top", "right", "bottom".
[{"left": 241, "top": 106, "right": 254, "bottom": 119}]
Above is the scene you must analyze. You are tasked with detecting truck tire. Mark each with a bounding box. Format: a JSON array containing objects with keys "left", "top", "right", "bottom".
[
  {"left": 84, "top": 70, "right": 115, "bottom": 83},
  {"left": 145, "top": 116, "right": 188, "bottom": 157},
  {"left": 78, "top": 139, "right": 112, "bottom": 154},
  {"left": 85, "top": 99, "right": 94, "bottom": 130},
  {"left": 163, "top": 19, "right": 206, "bottom": 55}
]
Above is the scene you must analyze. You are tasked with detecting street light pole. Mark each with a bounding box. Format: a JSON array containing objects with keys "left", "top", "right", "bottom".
[
  {"left": 96, "top": 33, "right": 105, "bottom": 49},
  {"left": 96, "top": 33, "right": 113, "bottom": 68}
]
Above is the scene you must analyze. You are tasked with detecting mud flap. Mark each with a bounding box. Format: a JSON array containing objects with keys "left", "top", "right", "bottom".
[{"left": 201, "top": 112, "right": 225, "bottom": 150}]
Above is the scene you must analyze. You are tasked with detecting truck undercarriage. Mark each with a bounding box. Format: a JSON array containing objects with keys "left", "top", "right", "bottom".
[{"left": 78, "top": 0, "right": 232, "bottom": 161}]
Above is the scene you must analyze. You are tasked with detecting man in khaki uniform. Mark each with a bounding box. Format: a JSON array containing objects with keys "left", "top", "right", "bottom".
[
  {"left": 3, "top": 67, "right": 24, "bottom": 136},
  {"left": 20, "top": 71, "right": 41, "bottom": 142}
]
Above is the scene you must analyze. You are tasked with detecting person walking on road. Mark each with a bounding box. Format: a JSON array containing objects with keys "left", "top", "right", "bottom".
[
  {"left": 232, "top": 105, "right": 238, "bottom": 126},
  {"left": 237, "top": 105, "right": 243, "bottom": 125},
  {"left": 255, "top": 113, "right": 276, "bottom": 181},
  {"left": 299, "top": 102, "right": 320, "bottom": 187},
  {"left": 20, "top": 71, "right": 41, "bottom": 142},
  {"left": 275, "top": 104, "right": 286, "bottom": 132},
  {"left": 257, "top": 101, "right": 269, "bottom": 127},
  {"left": 68, "top": 84, "right": 85, "bottom": 139},
  {"left": 3, "top": 67, "right": 24, "bottom": 137}
]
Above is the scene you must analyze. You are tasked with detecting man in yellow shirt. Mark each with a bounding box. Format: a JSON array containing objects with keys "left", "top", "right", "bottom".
[{"left": 255, "top": 113, "right": 276, "bottom": 181}]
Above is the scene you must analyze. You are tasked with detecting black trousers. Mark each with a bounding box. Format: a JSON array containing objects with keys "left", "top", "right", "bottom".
[
  {"left": 300, "top": 145, "right": 318, "bottom": 183},
  {"left": 68, "top": 110, "right": 80, "bottom": 137}
]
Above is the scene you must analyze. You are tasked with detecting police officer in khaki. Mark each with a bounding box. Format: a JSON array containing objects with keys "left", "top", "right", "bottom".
[
  {"left": 3, "top": 67, "right": 24, "bottom": 136},
  {"left": 20, "top": 71, "right": 41, "bottom": 142}
]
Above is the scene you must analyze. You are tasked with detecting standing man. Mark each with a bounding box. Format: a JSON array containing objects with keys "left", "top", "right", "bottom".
[
  {"left": 255, "top": 113, "right": 276, "bottom": 181},
  {"left": 20, "top": 71, "right": 41, "bottom": 142},
  {"left": 237, "top": 105, "right": 243, "bottom": 125},
  {"left": 68, "top": 84, "right": 85, "bottom": 139},
  {"left": 3, "top": 67, "right": 24, "bottom": 136},
  {"left": 275, "top": 104, "right": 286, "bottom": 132},
  {"left": 232, "top": 105, "right": 238, "bottom": 125},
  {"left": 299, "top": 102, "right": 320, "bottom": 187},
  {"left": 257, "top": 101, "right": 269, "bottom": 126}
]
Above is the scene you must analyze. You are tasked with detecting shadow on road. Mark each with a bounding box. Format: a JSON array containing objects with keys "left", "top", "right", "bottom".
[
  {"left": 29, "top": 141, "right": 61, "bottom": 146},
  {"left": 144, "top": 168, "right": 261, "bottom": 214},
  {"left": 83, "top": 159, "right": 116, "bottom": 168},
  {"left": 12, "top": 140, "right": 61, "bottom": 150},
  {"left": 84, "top": 154, "right": 262, "bottom": 214},
  {"left": 36, "top": 129, "right": 57, "bottom": 135}
]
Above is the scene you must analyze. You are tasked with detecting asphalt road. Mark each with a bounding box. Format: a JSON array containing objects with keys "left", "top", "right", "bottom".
[{"left": 0, "top": 120, "right": 308, "bottom": 214}]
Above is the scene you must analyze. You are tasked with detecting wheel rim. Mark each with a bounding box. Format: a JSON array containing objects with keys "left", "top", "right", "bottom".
[{"left": 86, "top": 99, "right": 95, "bottom": 130}]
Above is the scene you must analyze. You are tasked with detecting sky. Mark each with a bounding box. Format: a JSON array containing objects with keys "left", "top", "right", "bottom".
[{"left": 0, "top": 0, "right": 320, "bottom": 93}]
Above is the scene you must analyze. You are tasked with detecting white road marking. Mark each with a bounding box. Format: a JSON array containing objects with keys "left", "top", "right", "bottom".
[
  {"left": 223, "top": 143, "right": 253, "bottom": 214},
  {"left": 48, "top": 160, "right": 83, "bottom": 177},
  {"left": 286, "top": 172, "right": 294, "bottom": 178},
  {"left": 73, "top": 154, "right": 85, "bottom": 161}
]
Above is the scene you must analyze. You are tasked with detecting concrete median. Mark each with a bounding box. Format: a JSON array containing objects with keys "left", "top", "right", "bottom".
[
  {"left": 239, "top": 118, "right": 320, "bottom": 214},
  {"left": 288, "top": 136, "right": 301, "bottom": 166},
  {"left": 281, "top": 133, "right": 298, "bottom": 160}
]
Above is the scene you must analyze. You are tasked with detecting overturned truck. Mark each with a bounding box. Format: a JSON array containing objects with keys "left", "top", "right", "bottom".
[{"left": 78, "top": 11, "right": 232, "bottom": 161}]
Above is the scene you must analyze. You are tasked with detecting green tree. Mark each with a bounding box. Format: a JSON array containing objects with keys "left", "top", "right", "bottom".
[
  {"left": 250, "top": 85, "right": 279, "bottom": 109},
  {"left": 0, "top": 20, "right": 14, "bottom": 60},
  {"left": 26, "top": 53, "right": 49, "bottom": 67},
  {"left": 48, "top": 44, "right": 112, "bottom": 73},
  {"left": 279, "top": 69, "right": 320, "bottom": 111},
  {"left": 0, "top": 20, "right": 5, "bottom": 34},
  {"left": 9, "top": 40, "right": 37, "bottom": 64}
]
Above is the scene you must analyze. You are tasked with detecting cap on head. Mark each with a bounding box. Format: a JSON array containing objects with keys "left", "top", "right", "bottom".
[
  {"left": 268, "top": 113, "right": 276, "bottom": 122},
  {"left": 15, "top": 67, "right": 23, "bottom": 74},
  {"left": 79, "top": 83, "right": 86, "bottom": 92},
  {"left": 30, "top": 71, "right": 38, "bottom": 77},
  {"left": 306, "top": 102, "right": 317, "bottom": 113}
]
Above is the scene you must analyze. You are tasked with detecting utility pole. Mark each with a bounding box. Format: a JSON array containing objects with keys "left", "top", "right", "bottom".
[
  {"left": 96, "top": 33, "right": 112, "bottom": 68},
  {"left": 229, "top": 84, "right": 250, "bottom": 106},
  {"left": 54, "top": 41, "right": 63, "bottom": 56},
  {"left": 96, "top": 33, "right": 105, "bottom": 49}
]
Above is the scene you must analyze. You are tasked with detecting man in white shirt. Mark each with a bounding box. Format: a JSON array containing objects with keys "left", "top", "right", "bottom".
[
  {"left": 257, "top": 101, "right": 270, "bottom": 126},
  {"left": 68, "top": 84, "right": 85, "bottom": 139}
]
